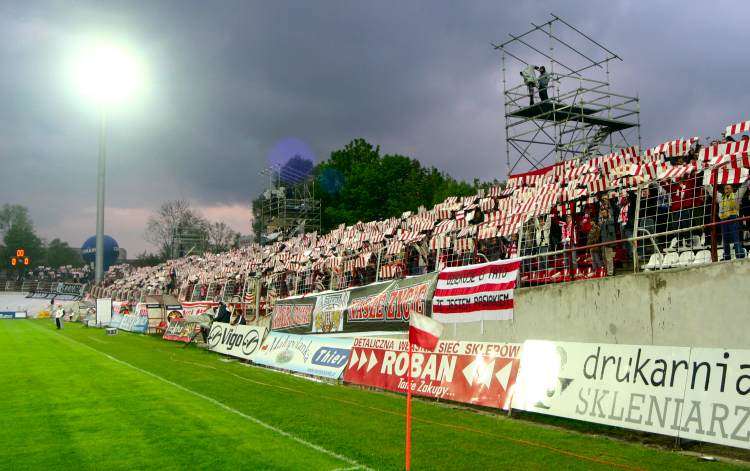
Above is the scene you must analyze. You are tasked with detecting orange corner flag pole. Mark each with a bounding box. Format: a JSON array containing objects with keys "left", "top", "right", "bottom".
[{"left": 405, "top": 339, "right": 413, "bottom": 470}]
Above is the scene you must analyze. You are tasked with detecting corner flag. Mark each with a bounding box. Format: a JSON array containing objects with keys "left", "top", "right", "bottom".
[
  {"left": 405, "top": 314, "right": 443, "bottom": 470},
  {"left": 409, "top": 314, "right": 443, "bottom": 351}
]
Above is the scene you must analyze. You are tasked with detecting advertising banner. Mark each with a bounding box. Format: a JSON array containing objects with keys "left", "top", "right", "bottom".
[
  {"left": 109, "top": 313, "right": 123, "bottom": 328},
  {"left": 343, "top": 337, "right": 522, "bottom": 409},
  {"left": 136, "top": 303, "right": 149, "bottom": 317},
  {"left": 140, "top": 303, "right": 164, "bottom": 330},
  {"left": 681, "top": 348, "right": 750, "bottom": 449},
  {"left": 162, "top": 319, "right": 199, "bottom": 342},
  {"left": 344, "top": 273, "right": 437, "bottom": 333},
  {"left": 181, "top": 301, "right": 216, "bottom": 317},
  {"left": 432, "top": 258, "right": 520, "bottom": 323},
  {"left": 112, "top": 301, "right": 131, "bottom": 315},
  {"left": 271, "top": 273, "right": 438, "bottom": 335},
  {"left": 207, "top": 322, "right": 267, "bottom": 361},
  {"left": 271, "top": 297, "right": 316, "bottom": 334},
  {"left": 55, "top": 282, "right": 86, "bottom": 297},
  {"left": 118, "top": 314, "right": 149, "bottom": 333},
  {"left": 165, "top": 304, "right": 185, "bottom": 320},
  {"left": 512, "top": 341, "right": 750, "bottom": 450},
  {"left": 0, "top": 311, "right": 16, "bottom": 319},
  {"left": 254, "top": 332, "right": 354, "bottom": 380},
  {"left": 312, "top": 291, "right": 350, "bottom": 333}
]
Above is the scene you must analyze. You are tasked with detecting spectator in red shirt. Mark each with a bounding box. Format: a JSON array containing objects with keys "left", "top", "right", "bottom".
[
  {"left": 579, "top": 208, "right": 593, "bottom": 247},
  {"left": 660, "top": 174, "right": 704, "bottom": 246},
  {"left": 506, "top": 233, "right": 519, "bottom": 259},
  {"left": 560, "top": 214, "right": 578, "bottom": 271}
]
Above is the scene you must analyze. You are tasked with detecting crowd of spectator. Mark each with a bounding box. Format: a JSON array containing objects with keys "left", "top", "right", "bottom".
[
  {"left": 95, "top": 121, "right": 750, "bottom": 306},
  {"left": 1, "top": 265, "right": 92, "bottom": 283}
]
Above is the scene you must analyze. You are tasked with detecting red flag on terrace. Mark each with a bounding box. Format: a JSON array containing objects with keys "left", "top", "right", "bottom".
[{"left": 408, "top": 314, "right": 443, "bottom": 351}]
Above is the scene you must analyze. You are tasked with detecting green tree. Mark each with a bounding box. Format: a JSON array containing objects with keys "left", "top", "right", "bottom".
[
  {"left": 250, "top": 138, "right": 481, "bottom": 241},
  {"left": 2, "top": 220, "right": 43, "bottom": 270},
  {"left": 314, "top": 139, "right": 476, "bottom": 232},
  {"left": 0, "top": 204, "right": 33, "bottom": 237},
  {"left": 44, "top": 239, "right": 84, "bottom": 268}
]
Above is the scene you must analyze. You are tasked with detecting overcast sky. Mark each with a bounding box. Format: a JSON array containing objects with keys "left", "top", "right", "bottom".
[{"left": 1, "top": 0, "right": 748, "bottom": 255}]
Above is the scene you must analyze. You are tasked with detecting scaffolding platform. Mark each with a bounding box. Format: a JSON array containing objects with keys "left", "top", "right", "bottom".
[
  {"left": 495, "top": 14, "right": 641, "bottom": 174},
  {"left": 508, "top": 100, "right": 636, "bottom": 132}
]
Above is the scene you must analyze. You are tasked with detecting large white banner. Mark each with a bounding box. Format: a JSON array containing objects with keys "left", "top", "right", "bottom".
[
  {"left": 512, "top": 340, "right": 750, "bottom": 450},
  {"left": 432, "top": 258, "right": 520, "bottom": 323},
  {"left": 207, "top": 322, "right": 267, "bottom": 361},
  {"left": 681, "top": 348, "right": 750, "bottom": 448},
  {"left": 96, "top": 298, "right": 112, "bottom": 326},
  {"left": 254, "top": 332, "right": 354, "bottom": 380}
]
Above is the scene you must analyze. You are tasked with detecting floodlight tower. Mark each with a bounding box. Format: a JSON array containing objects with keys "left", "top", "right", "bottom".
[
  {"left": 494, "top": 14, "right": 641, "bottom": 177},
  {"left": 70, "top": 40, "right": 146, "bottom": 282}
]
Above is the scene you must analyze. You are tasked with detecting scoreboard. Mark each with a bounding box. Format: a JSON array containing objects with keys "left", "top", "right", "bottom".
[{"left": 9, "top": 248, "right": 29, "bottom": 267}]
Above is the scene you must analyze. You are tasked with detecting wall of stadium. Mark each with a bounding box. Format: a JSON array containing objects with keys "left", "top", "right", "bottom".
[{"left": 445, "top": 259, "right": 749, "bottom": 349}]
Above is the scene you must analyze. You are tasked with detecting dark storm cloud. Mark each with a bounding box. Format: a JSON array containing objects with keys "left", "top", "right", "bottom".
[{"left": 0, "top": 0, "right": 749, "bottom": 252}]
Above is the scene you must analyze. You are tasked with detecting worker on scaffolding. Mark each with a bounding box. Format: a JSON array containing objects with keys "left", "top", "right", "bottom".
[
  {"left": 519, "top": 64, "right": 537, "bottom": 106},
  {"left": 536, "top": 66, "right": 549, "bottom": 102},
  {"left": 520, "top": 64, "right": 550, "bottom": 106}
]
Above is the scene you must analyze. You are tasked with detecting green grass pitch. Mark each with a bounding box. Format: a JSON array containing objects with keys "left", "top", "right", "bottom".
[{"left": 0, "top": 320, "right": 744, "bottom": 470}]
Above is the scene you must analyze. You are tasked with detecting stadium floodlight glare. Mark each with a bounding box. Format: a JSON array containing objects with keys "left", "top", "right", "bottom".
[
  {"left": 70, "top": 39, "right": 146, "bottom": 283},
  {"left": 71, "top": 41, "right": 145, "bottom": 106}
]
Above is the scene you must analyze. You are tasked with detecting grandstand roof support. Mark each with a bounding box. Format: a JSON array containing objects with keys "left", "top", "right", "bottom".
[{"left": 494, "top": 14, "right": 640, "bottom": 177}]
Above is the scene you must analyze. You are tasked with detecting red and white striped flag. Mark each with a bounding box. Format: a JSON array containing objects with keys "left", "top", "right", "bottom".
[
  {"left": 725, "top": 120, "right": 750, "bottom": 137},
  {"left": 710, "top": 168, "right": 749, "bottom": 185},
  {"left": 408, "top": 314, "right": 443, "bottom": 351},
  {"left": 432, "top": 258, "right": 521, "bottom": 323}
]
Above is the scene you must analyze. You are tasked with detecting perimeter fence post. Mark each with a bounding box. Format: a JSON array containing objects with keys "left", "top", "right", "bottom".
[
  {"left": 710, "top": 169, "right": 718, "bottom": 262},
  {"left": 632, "top": 185, "right": 642, "bottom": 274}
]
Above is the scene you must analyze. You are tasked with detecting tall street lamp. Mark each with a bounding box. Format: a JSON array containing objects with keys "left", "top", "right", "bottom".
[{"left": 71, "top": 41, "right": 145, "bottom": 283}]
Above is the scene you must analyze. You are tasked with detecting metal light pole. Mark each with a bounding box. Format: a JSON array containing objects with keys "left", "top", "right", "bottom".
[
  {"left": 95, "top": 112, "right": 107, "bottom": 283},
  {"left": 73, "top": 40, "right": 144, "bottom": 283}
]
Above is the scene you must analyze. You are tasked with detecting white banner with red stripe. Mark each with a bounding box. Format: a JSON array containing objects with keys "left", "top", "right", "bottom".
[
  {"left": 707, "top": 168, "right": 749, "bottom": 185},
  {"left": 432, "top": 258, "right": 521, "bottom": 323}
]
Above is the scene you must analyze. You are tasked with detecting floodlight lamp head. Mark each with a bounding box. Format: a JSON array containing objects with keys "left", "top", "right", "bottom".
[{"left": 70, "top": 38, "right": 146, "bottom": 108}]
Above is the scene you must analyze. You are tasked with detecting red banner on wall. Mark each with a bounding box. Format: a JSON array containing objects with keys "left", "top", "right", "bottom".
[
  {"left": 343, "top": 337, "right": 522, "bottom": 409},
  {"left": 162, "top": 319, "right": 199, "bottom": 343}
]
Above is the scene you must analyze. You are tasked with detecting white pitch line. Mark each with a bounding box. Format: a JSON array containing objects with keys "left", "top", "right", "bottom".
[
  {"left": 169, "top": 355, "right": 218, "bottom": 370},
  {"left": 45, "top": 328, "right": 374, "bottom": 471}
]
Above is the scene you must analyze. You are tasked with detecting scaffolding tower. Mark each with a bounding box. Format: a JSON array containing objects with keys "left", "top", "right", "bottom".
[
  {"left": 259, "top": 165, "right": 321, "bottom": 245},
  {"left": 171, "top": 226, "right": 208, "bottom": 259},
  {"left": 494, "top": 14, "right": 641, "bottom": 177}
]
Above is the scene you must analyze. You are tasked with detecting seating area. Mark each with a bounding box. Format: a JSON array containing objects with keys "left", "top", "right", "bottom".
[
  {"left": 94, "top": 119, "right": 750, "bottom": 306},
  {"left": 643, "top": 234, "right": 748, "bottom": 271}
]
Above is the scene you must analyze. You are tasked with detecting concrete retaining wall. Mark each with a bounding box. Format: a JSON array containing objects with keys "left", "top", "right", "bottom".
[{"left": 443, "top": 259, "right": 749, "bottom": 348}]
